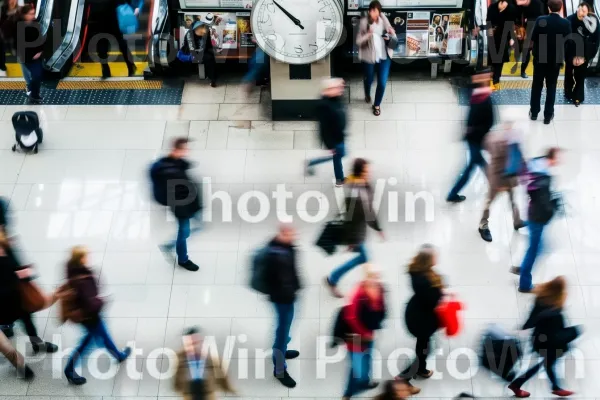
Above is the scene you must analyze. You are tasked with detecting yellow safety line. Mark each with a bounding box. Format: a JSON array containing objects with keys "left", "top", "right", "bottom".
[
  {"left": 56, "top": 80, "right": 161, "bottom": 90},
  {"left": 495, "top": 80, "right": 565, "bottom": 90},
  {"left": 0, "top": 81, "right": 27, "bottom": 89},
  {"left": 67, "top": 62, "right": 148, "bottom": 77}
]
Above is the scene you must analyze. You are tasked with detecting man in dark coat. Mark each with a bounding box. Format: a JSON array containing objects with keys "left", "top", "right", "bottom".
[
  {"left": 265, "top": 225, "right": 301, "bottom": 389},
  {"left": 487, "top": 0, "right": 516, "bottom": 89},
  {"left": 529, "top": 0, "right": 571, "bottom": 124},
  {"left": 305, "top": 78, "right": 347, "bottom": 187},
  {"left": 565, "top": 3, "right": 600, "bottom": 105},
  {"left": 151, "top": 138, "right": 202, "bottom": 272}
]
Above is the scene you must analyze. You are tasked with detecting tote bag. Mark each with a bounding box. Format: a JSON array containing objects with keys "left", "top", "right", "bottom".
[{"left": 117, "top": 4, "right": 139, "bottom": 35}]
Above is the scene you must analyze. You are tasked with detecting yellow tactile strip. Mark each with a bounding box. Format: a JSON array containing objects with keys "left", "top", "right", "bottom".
[
  {"left": 497, "top": 80, "right": 565, "bottom": 90},
  {"left": 0, "top": 81, "right": 27, "bottom": 89},
  {"left": 56, "top": 80, "right": 162, "bottom": 90}
]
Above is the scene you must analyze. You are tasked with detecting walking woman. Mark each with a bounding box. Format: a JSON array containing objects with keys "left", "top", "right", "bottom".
[
  {"left": 16, "top": 4, "right": 45, "bottom": 103},
  {"left": 0, "top": 232, "right": 34, "bottom": 380},
  {"left": 356, "top": 0, "right": 396, "bottom": 116},
  {"left": 342, "top": 264, "right": 386, "bottom": 400},
  {"left": 487, "top": 0, "right": 516, "bottom": 90},
  {"left": 64, "top": 246, "right": 131, "bottom": 385},
  {"left": 324, "top": 158, "right": 385, "bottom": 298},
  {"left": 401, "top": 244, "right": 444, "bottom": 381},
  {"left": 565, "top": 3, "right": 600, "bottom": 106},
  {"left": 508, "top": 276, "right": 579, "bottom": 398}
]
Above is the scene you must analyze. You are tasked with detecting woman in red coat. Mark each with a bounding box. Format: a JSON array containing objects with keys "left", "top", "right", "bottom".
[{"left": 342, "top": 264, "right": 386, "bottom": 399}]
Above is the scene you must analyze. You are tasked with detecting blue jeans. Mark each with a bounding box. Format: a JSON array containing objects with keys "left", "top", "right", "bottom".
[
  {"left": 344, "top": 341, "right": 374, "bottom": 397},
  {"left": 65, "top": 319, "right": 124, "bottom": 375},
  {"left": 243, "top": 48, "right": 269, "bottom": 84},
  {"left": 519, "top": 221, "right": 546, "bottom": 291},
  {"left": 329, "top": 243, "right": 368, "bottom": 285},
  {"left": 307, "top": 142, "right": 346, "bottom": 181},
  {"left": 363, "top": 57, "right": 391, "bottom": 107},
  {"left": 164, "top": 216, "right": 202, "bottom": 264},
  {"left": 20, "top": 59, "right": 43, "bottom": 99},
  {"left": 272, "top": 302, "right": 295, "bottom": 375},
  {"left": 448, "top": 141, "right": 487, "bottom": 199}
]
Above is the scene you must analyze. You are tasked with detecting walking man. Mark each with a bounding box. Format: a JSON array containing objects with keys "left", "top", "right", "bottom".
[
  {"left": 447, "top": 70, "right": 495, "bottom": 203},
  {"left": 529, "top": 0, "right": 571, "bottom": 124},
  {"left": 511, "top": 148, "right": 561, "bottom": 293},
  {"left": 305, "top": 78, "right": 348, "bottom": 187},
  {"left": 151, "top": 138, "right": 202, "bottom": 272}
]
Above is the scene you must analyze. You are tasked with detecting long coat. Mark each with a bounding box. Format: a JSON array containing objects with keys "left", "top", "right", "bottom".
[{"left": 174, "top": 350, "right": 235, "bottom": 400}]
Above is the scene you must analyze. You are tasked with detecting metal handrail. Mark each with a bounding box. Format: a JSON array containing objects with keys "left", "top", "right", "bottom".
[
  {"left": 44, "top": 0, "right": 85, "bottom": 72},
  {"left": 149, "top": 0, "right": 170, "bottom": 71},
  {"left": 36, "top": 0, "right": 55, "bottom": 37}
]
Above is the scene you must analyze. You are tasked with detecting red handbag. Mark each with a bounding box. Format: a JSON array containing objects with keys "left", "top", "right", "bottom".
[{"left": 435, "top": 296, "right": 463, "bottom": 337}]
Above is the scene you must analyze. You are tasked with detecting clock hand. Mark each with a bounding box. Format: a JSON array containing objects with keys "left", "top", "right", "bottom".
[{"left": 272, "top": 0, "right": 305, "bottom": 30}]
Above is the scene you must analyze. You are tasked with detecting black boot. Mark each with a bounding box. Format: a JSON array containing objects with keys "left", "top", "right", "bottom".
[
  {"left": 101, "top": 64, "right": 111, "bottom": 79},
  {"left": 32, "top": 340, "right": 58, "bottom": 354}
]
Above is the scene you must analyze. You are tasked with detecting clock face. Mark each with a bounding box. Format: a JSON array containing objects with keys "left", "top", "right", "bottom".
[{"left": 251, "top": 0, "right": 344, "bottom": 64}]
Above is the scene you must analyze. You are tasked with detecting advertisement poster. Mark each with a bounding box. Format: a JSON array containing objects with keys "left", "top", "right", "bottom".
[
  {"left": 348, "top": 0, "right": 360, "bottom": 9},
  {"left": 180, "top": 12, "right": 238, "bottom": 53},
  {"left": 444, "top": 13, "right": 463, "bottom": 55},
  {"left": 406, "top": 11, "right": 430, "bottom": 57},
  {"left": 391, "top": 11, "right": 408, "bottom": 57},
  {"left": 429, "top": 13, "right": 443, "bottom": 54},
  {"left": 429, "top": 12, "right": 463, "bottom": 55},
  {"left": 219, "top": 0, "right": 253, "bottom": 8},
  {"left": 236, "top": 12, "right": 254, "bottom": 47}
]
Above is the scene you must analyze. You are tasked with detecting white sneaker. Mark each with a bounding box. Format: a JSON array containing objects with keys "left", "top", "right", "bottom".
[{"left": 0, "top": 69, "right": 7, "bottom": 77}]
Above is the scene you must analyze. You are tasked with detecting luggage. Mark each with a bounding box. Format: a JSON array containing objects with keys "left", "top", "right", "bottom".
[
  {"left": 315, "top": 218, "right": 347, "bottom": 255},
  {"left": 480, "top": 323, "right": 522, "bottom": 381},
  {"left": 117, "top": 3, "right": 139, "bottom": 35},
  {"left": 11, "top": 111, "right": 43, "bottom": 154},
  {"left": 436, "top": 296, "right": 464, "bottom": 337},
  {"left": 18, "top": 278, "right": 52, "bottom": 314},
  {"left": 504, "top": 142, "right": 525, "bottom": 177}
]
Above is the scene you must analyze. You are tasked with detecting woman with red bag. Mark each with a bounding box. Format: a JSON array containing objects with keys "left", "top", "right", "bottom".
[{"left": 400, "top": 244, "right": 444, "bottom": 382}]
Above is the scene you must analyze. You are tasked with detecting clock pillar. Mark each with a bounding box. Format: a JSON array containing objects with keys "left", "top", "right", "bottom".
[{"left": 270, "top": 55, "right": 332, "bottom": 121}]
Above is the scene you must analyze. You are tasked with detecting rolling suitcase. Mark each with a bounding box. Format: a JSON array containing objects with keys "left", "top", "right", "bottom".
[{"left": 480, "top": 323, "right": 522, "bottom": 382}]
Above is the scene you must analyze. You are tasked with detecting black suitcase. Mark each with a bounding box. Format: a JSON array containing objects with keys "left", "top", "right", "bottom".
[
  {"left": 315, "top": 218, "right": 347, "bottom": 255},
  {"left": 480, "top": 324, "right": 522, "bottom": 382}
]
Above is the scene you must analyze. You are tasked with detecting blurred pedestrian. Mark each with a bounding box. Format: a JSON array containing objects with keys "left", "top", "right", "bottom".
[
  {"left": 0, "top": 196, "right": 8, "bottom": 235},
  {"left": 0, "top": 231, "right": 34, "bottom": 380},
  {"left": 487, "top": 0, "right": 516, "bottom": 90},
  {"left": 356, "top": 0, "right": 396, "bottom": 117},
  {"left": 265, "top": 224, "right": 301, "bottom": 388},
  {"left": 508, "top": 276, "right": 579, "bottom": 398},
  {"left": 400, "top": 244, "right": 443, "bottom": 382},
  {"left": 324, "top": 158, "right": 384, "bottom": 298},
  {"left": 242, "top": 43, "right": 269, "bottom": 94},
  {"left": 511, "top": 148, "right": 561, "bottom": 293},
  {"left": 565, "top": 3, "right": 600, "bottom": 106},
  {"left": 305, "top": 78, "right": 348, "bottom": 187},
  {"left": 64, "top": 246, "right": 132, "bottom": 385},
  {"left": 446, "top": 70, "right": 494, "bottom": 203},
  {"left": 152, "top": 137, "right": 202, "bottom": 272},
  {"left": 0, "top": 0, "right": 22, "bottom": 76},
  {"left": 374, "top": 378, "right": 418, "bottom": 400},
  {"left": 174, "top": 327, "right": 236, "bottom": 400},
  {"left": 343, "top": 264, "right": 386, "bottom": 399},
  {"left": 478, "top": 122, "right": 526, "bottom": 242},
  {"left": 529, "top": 0, "right": 571, "bottom": 124},
  {"left": 15, "top": 4, "right": 44, "bottom": 103},
  {"left": 514, "top": 0, "right": 544, "bottom": 78}
]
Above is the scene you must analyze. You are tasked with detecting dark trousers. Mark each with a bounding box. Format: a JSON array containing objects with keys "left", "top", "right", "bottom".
[
  {"left": 363, "top": 57, "right": 392, "bottom": 107},
  {"left": 402, "top": 334, "right": 432, "bottom": 377},
  {"left": 307, "top": 142, "right": 346, "bottom": 182},
  {"left": 518, "top": 40, "right": 532, "bottom": 73},
  {"left": 2, "top": 314, "right": 41, "bottom": 343},
  {"left": 492, "top": 62, "right": 504, "bottom": 84},
  {"left": 203, "top": 53, "right": 217, "bottom": 83},
  {"left": 272, "top": 302, "right": 294, "bottom": 376},
  {"left": 97, "top": 28, "right": 134, "bottom": 70},
  {"left": 65, "top": 319, "right": 124, "bottom": 375},
  {"left": 447, "top": 141, "right": 487, "bottom": 199},
  {"left": 511, "top": 351, "right": 561, "bottom": 391},
  {"left": 530, "top": 63, "right": 561, "bottom": 119},
  {"left": 0, "top": 36, "right": 6, "bottom": 70},
  {"left": 20, "top": 59, "right": 43, "bottom": 99},
  {"left": 564, "top": 61, "right": 588, "bottom": 103}
]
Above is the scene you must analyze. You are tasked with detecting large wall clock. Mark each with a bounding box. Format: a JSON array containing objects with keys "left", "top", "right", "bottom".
[{"left": 251, "top": 0, "right": 344, "bottom": 64}]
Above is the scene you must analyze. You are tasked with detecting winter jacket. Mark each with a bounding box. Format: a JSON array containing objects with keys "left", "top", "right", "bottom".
[
  {"left": 67, "top": 266, "right": 104, "bottom": 325},
  {"left": 483, "top": 129, "right": 521, "bottom": 192},
  {"left": 566, "top": 13, "right": 600, "bottom": 62},
  {"left": 526, "top": 156, "right": 555, "bottom": 224},
  {"left": 531, "top": 13, "right": 571, "bottom": 65},
  {"left": 465, "top": 87, "right": 495, "bottom": 146},
  {"left": 344, "top": 179, "right": 382, "bottom": 246},
  {"left": 405, "top": 271, "right": 443, "bottom": 339},
  {"left": 0, "top": 245, "right": 24, "bottom": 325},
  {"left": 16, "top": 20, "right": 45, "bottom": 64},
  {"left": 487, "top": 2, "right": 517, "bottom": 62},
  {"left": 523, "top": 301, "right": 580, "bottom": 353},
  {"left": 264, "top": 238, "right": 301, "bottom": 304},
  {"left": 356, "top": 14, "right": 395, "bottom": 63},
  {"left": 177, "top": 21, "right": 212, "bottom": 63},
  {"left": 174, "top": 350, "right": 235, "bottom": 400},
  {"left": 317, "top": 95, "right": 346, "bottom": 149},
  {"left": 344, "top": 282, "right": 386, "bottom": 352},
  {"left": 150, "top": 156, "right": 202, "bottom": 220}
]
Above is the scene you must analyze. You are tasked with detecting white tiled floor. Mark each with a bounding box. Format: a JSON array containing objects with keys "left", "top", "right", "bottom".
[{"left": 1, "top": 79, "right": 600, "bottom": 400}]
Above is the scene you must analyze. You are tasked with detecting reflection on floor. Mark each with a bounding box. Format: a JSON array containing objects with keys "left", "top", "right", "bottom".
[{"left": 0, "top": 78, "right": 600, "bottom": 399}]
